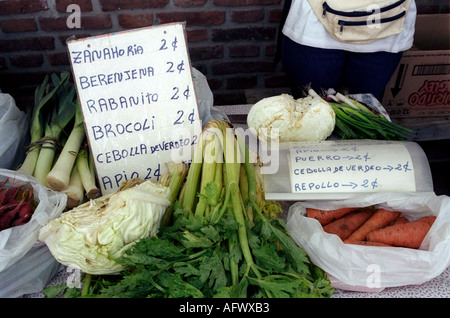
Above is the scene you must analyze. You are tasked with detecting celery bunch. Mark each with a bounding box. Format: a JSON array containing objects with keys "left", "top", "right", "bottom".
[{"left": 58, "top": 120, "right": 333, "bottom": 298}]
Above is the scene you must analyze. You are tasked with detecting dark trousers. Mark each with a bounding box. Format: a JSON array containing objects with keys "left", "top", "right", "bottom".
[{"left": 281, "top": 35, "right": 403, "bottom": 100}]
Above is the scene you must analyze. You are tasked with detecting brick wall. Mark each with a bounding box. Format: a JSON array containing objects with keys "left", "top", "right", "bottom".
[
  {"left": 0, "top": 0, "right": 448, "bottom": 110},
  {"left": 0, "top": 0, "right": 285, "bottom": 109}
]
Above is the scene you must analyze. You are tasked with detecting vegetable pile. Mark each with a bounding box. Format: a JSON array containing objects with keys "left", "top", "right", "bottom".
[
  {"left": 18, "top": 72, "right": 98, "bottom": 208},
  {"left": 0, "top": 178, "right": 37, "bottom": 231},
  {"left": 46, "top": 120, "right": 334, "bottom": 298},
  {"left": 39, "top": 177, "right": 174, "bottom": 275},
  {"left": 307, "top": 206, "right": 436, "bottom": 248},
  {"left": 308, "top": 89, "right": 415, "bottom": 141}
]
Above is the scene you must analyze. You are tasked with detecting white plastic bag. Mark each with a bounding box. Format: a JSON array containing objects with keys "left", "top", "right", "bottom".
[
  {"left": 0, "top": 94, "right": 29, "bottom": 170},
  {"left": 286, "top": 192, "right": 450, "bottom": 291},
  {"left": 0, "top": 169, "right": 67, "bottom": 297},
  {"left": 192, "top": 67, "right": 229, "bottom": 127}
]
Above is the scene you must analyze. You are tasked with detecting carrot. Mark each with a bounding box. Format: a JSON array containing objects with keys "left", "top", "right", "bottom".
[
  {"left": 323, "top": 209, "right": 374, "bottom": 240},
  {"left": 347, "top": 209, "right": 401, "bottom": 241},
  {"left": 343, "top": 239, "right": 392, "bottom": 247},
  {"left": 391, "top": 217, "right": 409, "bottom": 225},
  {"left": 306, "top": 207, "right": 360, "bottom": 226},
  {"left": 367, "top": 216, "right": 436, "bottom": 248}
]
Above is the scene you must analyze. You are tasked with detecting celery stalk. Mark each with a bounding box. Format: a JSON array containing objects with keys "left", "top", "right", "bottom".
[
  {"left": 194, "top": 133, "right": 220, "bottom": 217},
  {"left": 160, "top": 161, "right": 188, "bottom": 226},
  {"left": 181, "top": 121, "right": 215, "bottom": 216}
]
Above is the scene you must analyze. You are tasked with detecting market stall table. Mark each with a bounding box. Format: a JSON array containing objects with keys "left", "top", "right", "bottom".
[{"left": 23, "top": 102, "right": 449, "bottom": 298}]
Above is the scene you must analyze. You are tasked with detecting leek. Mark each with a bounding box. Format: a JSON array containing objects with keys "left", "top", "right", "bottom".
[
  {"left": 34, "top": 74, "right": 77, "bottom": 186},
  {"left": 62, "top": 165, "right": 84, "bottom": 209},
  {"left": 76, "top": 148, "right": 99, "bottom": 200},
  {"left": 46, "top": 99, "right": 85, "bottom": 191},
  {"left": 18, "top": 73, "right": 70, "bottom": 175}
]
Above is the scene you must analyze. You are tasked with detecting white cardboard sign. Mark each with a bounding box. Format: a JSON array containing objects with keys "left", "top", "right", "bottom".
[
  {"left": 288, "top": 141, "right": 416, "bottom": 194},
  {"left": 68, "top": 23, "right": 201, "bottom": 195}
]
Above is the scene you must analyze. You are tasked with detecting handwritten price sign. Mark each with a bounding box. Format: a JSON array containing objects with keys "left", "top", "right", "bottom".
[
  {"left": 68, "top": 23, "right": 201, "bottom": 194},
  {"left": 288, "top": 141, "right": 416, "bottom": 194}
]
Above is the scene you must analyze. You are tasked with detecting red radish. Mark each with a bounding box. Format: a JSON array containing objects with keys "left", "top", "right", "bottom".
[
  {"left": 14, "top": 201, "right": 35, "bottom": 226},
  {"left": 0, "top": 200, "right": 24, "bottom": 231},
  {"left": 0, "top": 178, "right": 9, "bottom": 204},
  {"left": 0, "top": 183, "right": 21, "bottom": 205},
  {"left": 0, "top": 202, "right": 19, "bottom": 218}
]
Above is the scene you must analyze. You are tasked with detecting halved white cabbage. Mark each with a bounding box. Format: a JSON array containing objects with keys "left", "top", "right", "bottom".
[
  {"left": 39, "top": 180, "right": 171, "bottom": 275},
  {"left": 247, "top": 94, "right": 335, "bottom": 142}
]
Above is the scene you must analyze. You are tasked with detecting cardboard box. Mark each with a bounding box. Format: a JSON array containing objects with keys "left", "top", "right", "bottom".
[{"left": 382, "top": 14, "right": 450, "bottom": 118}]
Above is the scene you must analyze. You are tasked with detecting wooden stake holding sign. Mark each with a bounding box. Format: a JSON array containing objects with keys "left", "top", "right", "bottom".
[{"left": 68, "top": 23, "right": 202, "bottom": 195}]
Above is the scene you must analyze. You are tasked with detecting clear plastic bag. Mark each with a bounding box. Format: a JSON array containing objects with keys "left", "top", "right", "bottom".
[
  {"left": 0, "top": 94, "right": 29, "bottom": 170},
  {"left": 0, "top": 169, "right": 67, "bottom": 297},
  {"left": 286, "top": 192, "right": 450, "bottom": 291}
]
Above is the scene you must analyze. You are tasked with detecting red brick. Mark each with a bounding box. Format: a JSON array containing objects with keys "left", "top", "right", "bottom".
[
  {"left": 0, "top": 57, "right": 7, "bottom": 71},
  {"left": 268, "top": 8, "right": 282, "bottom": 22},
  {"left": 226, "top": 76, "right": 257, "bottom": 89},
  {"left": 39, "top": 15, "right": 112, "bottom": 31},
  {"left": 189, "top": 45, "right": 223, "bottom": 61},
  {"left": 157, "top": 11, "right": 225, "bottom": 26},
  {"left": 213, "top": 0, "right": 280, "bottom": 6},
  {"left": 99, "top": 0, "right": 169, "bottom": 11},
  {"left": 206, "top": 77, "right": 222, "bottom": 90},
  {"left": 56, "top": 0, "right": 93, "bottom": 12},
  {"left": 264, "top": 73, "right": 289, "bottom": 88},
  {"left": 0, "top": 36, "right": 54, "bottom": 52},
  {"left": 265, "top": 43, "right": 277, "bottom": 57},
  {"left": 213, "top": 91, "right": 247, "bottom": 105},
  {"left": 49, "top": 52, "right": 70, "bottom": 66},
  {"left": 186, "top": 29, "right": 208, "bottom": 42},
  {"left": 118, "top": 13, "right": 153, "bottom": 28},
  {"left": 174, "top": 0, "right": 207, "bottom": 6},
  {"left": 229, "top": 44, "right": 259, "bottom": 57},
  {"left": 0, "top": 0, "right": 48, "bottom": 15},
  {"left": 212, "top": 27, "right": 276, "bottom": 41},
  {"left": 59, "top": 33, "right": 92, "bottom": 45},
  {"left": 231, "top": 9, "right": 264, "bottom": 23},
  {"left": 211, "top": 61, "right": 273, "bottom": 74},
  {"left": 10, "top": 54, "right": 44, "bottom": 67},
  {"left": 0, "top": 18, "right": 37, "bottom": 33}
]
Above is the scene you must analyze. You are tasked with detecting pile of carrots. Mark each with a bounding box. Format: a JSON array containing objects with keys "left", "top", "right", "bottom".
[
  {"left": 307, "top": 206, "right": 436, "bottom": 248},
  {"left": 0, "top": 178, "right": 38, "bottom": 231}
]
